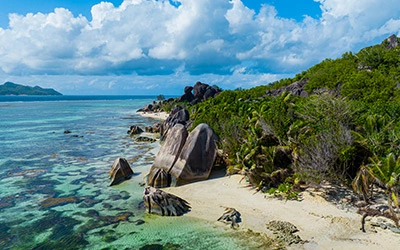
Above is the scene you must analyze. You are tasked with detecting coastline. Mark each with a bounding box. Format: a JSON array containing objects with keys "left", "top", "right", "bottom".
[
  {"left": 136, "top": 111, "right": 169, "bottom": 120},
  {"left": 140, "top": 111, "right": 400, "bottom": 250}
]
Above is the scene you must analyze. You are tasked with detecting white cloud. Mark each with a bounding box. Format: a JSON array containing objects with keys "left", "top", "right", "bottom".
[{"left": 0, "top": 0, "right": 399, "bottom": 93}]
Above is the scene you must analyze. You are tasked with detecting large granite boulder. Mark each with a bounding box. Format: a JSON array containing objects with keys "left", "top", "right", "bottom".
[
  {"left": 178, "top": 86, "right": 195, "bottom": 103},
  {"left": 193, "top": 81, "right": 209, "bottom": 100},
  {"left": 143, "top": 186, "right": 190, "bottom": 216},
  {"left": 109, "top": 158, "right": 134, "bottom": 186},
  {"left": 161, "top": 108, "right": 190, "bottom": 140},
  {"left": 147, "top": 124, "right": 188, "bottom": 187},
  {"left": 169, "top": 123, "right": 218, "bottom": 186}
]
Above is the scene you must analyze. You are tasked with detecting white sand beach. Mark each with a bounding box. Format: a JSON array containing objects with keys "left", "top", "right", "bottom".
[
  {"left": 140, "top": 111, "right": 400, "bottom": 250},
  {"left": 137, "top": 111, "right": 169, "bottom": 120},
  {"left": 162, "top": 173, "right": 400, "bottom": 250}
]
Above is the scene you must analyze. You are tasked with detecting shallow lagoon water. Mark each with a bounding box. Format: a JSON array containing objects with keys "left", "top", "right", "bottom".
[{"left": 0, "top": 96, "right": 265, "bottom": 249}]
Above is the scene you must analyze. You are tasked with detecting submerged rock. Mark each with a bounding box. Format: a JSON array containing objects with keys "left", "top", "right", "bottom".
[
  {"left": 266, "top": 220, "right": 304, "bottom": 245},
  {"left": 135, "top": 136, "right": 156, "bottom": 143},
  {"left": 109, "top": 158, "right": 134, "bottom": 186},
  {"left": 40, "top": 196, "right": 80, "bottom": 208},
  {"left": 143, "top": 186, "right": 190, "bottom": 216},
  {"left": 127, "top": 125, "right": 143, "bottom": 135}
]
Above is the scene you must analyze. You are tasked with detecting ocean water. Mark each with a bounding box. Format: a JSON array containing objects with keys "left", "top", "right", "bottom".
[{"left": 0, "top": 96, "right": 265, "bottom": 250}]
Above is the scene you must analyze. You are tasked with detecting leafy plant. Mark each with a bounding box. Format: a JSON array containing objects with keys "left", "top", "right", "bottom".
[{"left": 352, "top": 153, "right": 400, "bottom": 226}]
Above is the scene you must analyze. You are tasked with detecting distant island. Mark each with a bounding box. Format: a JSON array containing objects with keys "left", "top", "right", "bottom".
[{"left": 0, "top": 82, "right": 62, "bottom": 96}]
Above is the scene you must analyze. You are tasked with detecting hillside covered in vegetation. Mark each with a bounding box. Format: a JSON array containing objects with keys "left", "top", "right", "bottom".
[
  {"left": 0, "top": 82, "right": 62, "bottom": 95},
  {"left": 157, "top": 35, "right": 400, "bottom": 218}
]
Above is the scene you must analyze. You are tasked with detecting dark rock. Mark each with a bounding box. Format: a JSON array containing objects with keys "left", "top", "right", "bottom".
[
  {"left": 184, "top": 86, "right": 194, "bottom": 94},
  {"left": 193, "top": 81, "right": 209, "bottom": 100},
  {"left": 218, "top": 207, "right": 242, "bottom": 228},
  {"left": 178, "top": 92, "right": 195, "bottom": 103},
  {"left": 148, "top": 124, "right": 188, "bottom": 188},
  {"left": 169, "top": 123, "right": 218, "bottom": 186},
  {"left": 137, "top": 104, "right": 154, "bottom": 112},
  {"left": 127, "top": 125, "right": 143, "bottom": 135},
  {"left": 135, "top": 136, "right": 156, "bottom": 143},
  {"left": 386, "top": 34, "right": 399, "bottom": 49},
  {"left": 204, "top": 87, "right": 217, "bottom": 100},
  {"left": 144, "top": 123, "right": 162, "bottom": 133},
  {"left": 134, "top": 219, "right": 145, "bottom": 225},
  {"left": 161, "top": 109, "right": 190, "bottom": 140},
  {"left": 190, "top": 98, "right": 202, "bottom": 105},
  {"left": 143, "top": 186, "right": 190, "bottom": 216},
  {"left": 266, "top": 79, "right": 309, "bottom": 97},
  {"left": 109, "top": 158, "right": 134, "bottom": 186},
  {"left": 170, "top": 105, "right": 183, "bottom": 116}
]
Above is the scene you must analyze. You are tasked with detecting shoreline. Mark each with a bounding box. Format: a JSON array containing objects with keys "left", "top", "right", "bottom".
[
  {"left": 139, "top": 111, "right": 400, "bottom": 250},
  {"left": 136, "top": 111, "right": 169, "bottom": 120}
]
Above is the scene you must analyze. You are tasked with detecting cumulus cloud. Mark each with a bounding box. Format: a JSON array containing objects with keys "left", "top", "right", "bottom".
[{"left": 0, "top": 0, "right": 399, "bottom": 93}]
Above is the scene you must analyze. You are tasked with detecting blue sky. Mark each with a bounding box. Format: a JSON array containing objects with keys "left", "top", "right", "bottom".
[{"left": 0, "top": 0, "right": 399, "bottom": 95}]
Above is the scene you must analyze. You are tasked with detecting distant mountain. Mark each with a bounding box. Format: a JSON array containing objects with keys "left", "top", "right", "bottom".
[{"left": 0, "top": 82, "right": 62, "bottom": 96}]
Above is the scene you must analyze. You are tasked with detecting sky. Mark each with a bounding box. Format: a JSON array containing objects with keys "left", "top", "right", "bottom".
[{"left": 0, "top": 0, "right": 399, "bottom": 95}]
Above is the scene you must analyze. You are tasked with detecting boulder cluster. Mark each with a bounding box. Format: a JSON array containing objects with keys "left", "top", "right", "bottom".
[
  {"left": 178, "top": 81, "right": 221, "bottom": 105},
  {"left": 137, "top": 81, "right": 221, "bottom": 113},
  {"left": 109, "top": 81, "right": 221, "bottom": 217},
  {"left": 148, "top": 123, "right": 218, "bottom": 188}
]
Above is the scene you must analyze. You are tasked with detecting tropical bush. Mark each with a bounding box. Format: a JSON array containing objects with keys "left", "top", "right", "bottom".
[{"left": 160, "top": 36, "right": 400, "bottom": 196}]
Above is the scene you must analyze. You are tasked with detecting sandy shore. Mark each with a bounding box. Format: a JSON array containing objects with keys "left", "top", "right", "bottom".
[
  {"left": 162, "top": 173, "right": 400, "bottom": 250},
  {"left": 137, "top": 111, "right": 169, "bottom": 120},
  {"left": 139, "top": 111, "right": 400, "bottom": 249}
]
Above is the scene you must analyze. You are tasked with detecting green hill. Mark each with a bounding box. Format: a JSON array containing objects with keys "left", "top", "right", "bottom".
[
  {"left": 0, "top": 82, "right": 62, "bottom": 95},
  {"left": 156, "top": 35, "right": 400, "bottom": 200}
]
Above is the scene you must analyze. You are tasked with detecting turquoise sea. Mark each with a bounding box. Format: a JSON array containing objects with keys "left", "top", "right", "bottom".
[{"left": 0, "top": 96, "right": 264, "bottom": 250}]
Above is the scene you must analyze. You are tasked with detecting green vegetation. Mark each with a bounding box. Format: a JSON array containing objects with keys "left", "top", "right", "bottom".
[
  {"left": 0, "top": 82, "right": 62, "bottom": 95},
  {"left": 158, "top": 37, "right": 400, "bottom": 206}
]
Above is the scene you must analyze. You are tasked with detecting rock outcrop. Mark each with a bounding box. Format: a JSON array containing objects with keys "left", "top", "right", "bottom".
[
  {"left": 145, "top": 122, "right": 162, "bottom": 133},
  {"left": 147, "top": 123, "right": 218, "bottom": 187},
  {"left": 265, "top": 79, "right": 309, "bottom": 97},
  {"left": 386, "top": 34, "right": 399, "bottom": 49},
  {"left": 161, "top": 108, "right": 190, "bottom": 140},
  {"left": 170, "top": 123, "right": 218, "bottom": 186},
  {"left": 143, "top": 186, "right": 190, "bottom": 216},
  {"left": 109, "top": 158, "right": 134, "bottom": 186},
  {"left": 148, "top": 124, "right": 188, "bottom": 187},
  {"left": 190, "top": 81, "right": 220, "bottom": 104},
  {"left": 127, "top": 125, "right": 143, "bottom": 135},
  {"left": 177, "top": 86, "right": 195, "bottom": 102},
  {"left": 218, "top": 207, "right": 242, "bottom": 228}
]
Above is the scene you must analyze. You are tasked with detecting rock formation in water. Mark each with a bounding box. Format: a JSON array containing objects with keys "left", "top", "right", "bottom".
[
  {"left": 109, "top": 158, "right": 134, "bottom": 186},
  {"left": 143, "top": 186, "right": 190, "bottom": 216}
]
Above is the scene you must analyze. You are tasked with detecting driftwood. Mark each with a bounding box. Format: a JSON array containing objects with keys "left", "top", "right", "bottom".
[
  {"left": 143, "top": 186, "right": 190, "bottom": 216},
  {"left": 217, "top": 207, "right": 241, "bottom": 228}
]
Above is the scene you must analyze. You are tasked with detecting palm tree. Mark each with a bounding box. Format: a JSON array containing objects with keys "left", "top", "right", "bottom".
[
  {"left": 369, "top": 153, "right": 400, "bottom": 226},
  {"left": 352, "top": 153, "right": 400, "bottom": 227}
]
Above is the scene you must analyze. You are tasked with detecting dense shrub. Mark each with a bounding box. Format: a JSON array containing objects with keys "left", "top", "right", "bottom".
[{"left": 163, "top": 37, "right": 400, "bottom": 191}]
